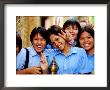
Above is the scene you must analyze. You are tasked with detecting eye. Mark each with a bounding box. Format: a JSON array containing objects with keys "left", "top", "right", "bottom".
[
  {"left": 65, "top": 27, "right": 70, "bottom": 30},
  {"left": 66, "top": 27, "right": 70, "bottom": 29},
  {"left": 34, "top": 38, "right": 38, "bottom": 40},
  {"left": 74, "top": 29, "right": 78, "bottom": 31},
  {"left": 87, "top": 36, "right": 92, "bottom": 39},
  {"left": 79, "top": 37, "right": 84, "bottom": 41},
  {"left": 56, "top": 38, "right": 59, "bottom": 41},
  {"left": 41, "top": 39, "right": 46, "bottom": 41}
]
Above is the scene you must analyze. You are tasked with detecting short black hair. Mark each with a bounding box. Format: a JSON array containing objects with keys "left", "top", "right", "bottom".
[
  {"left": 47, "top": 25, "right": 62, "bottom": 44},
  {"left": 30, "top": 27, "right": 47, "bottom": 44},
  {"left": 77, "top": 26, "right": 94, "bottom": 47},
  {"left": 63, "top": 19, "right": 81, "bottom": 31},
  {"left": 16, "top": 32, "right": 22, "bottom": 51}
]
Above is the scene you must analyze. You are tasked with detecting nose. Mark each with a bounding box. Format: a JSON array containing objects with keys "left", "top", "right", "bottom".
[
  {"left": 70, "top": 29, "right": 75, "bottom": 34},
  {"left": 84, "top": 38, "right": 88, "bottom": 43},
  {"left": 37, "top": 40, "right": 42, "bottom": 44},
  {"left": 69, "top": 28, "right": 73, "bottom": 33}
]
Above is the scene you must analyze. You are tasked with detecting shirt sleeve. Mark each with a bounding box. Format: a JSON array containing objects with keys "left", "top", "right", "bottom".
[
  {"left": 78, "top": 48, "right": 92, "bottom": 74},
  {"left": 16, "top": 48, "right": 26, "bottom": 70}
]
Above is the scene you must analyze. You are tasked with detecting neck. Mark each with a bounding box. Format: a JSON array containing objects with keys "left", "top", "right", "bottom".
[
  {"left": 87, "top": 48, "right": 94, "bottom": 55},
  {"left": 62, "top": 43, "right": 71, "bottom": 55}
]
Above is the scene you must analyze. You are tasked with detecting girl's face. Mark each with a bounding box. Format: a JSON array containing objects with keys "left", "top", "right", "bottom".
[
  {"left": 32, "top": 33, "right": 46, "bottom": 53},
  {"left": 79, "top": 31, "right": 94, "bottom": 51},
  {"left": 50, "top": 34, "right": 66, "bottom": 51},
  {"left": 65, "top": 25, "right": 79, "bottom": 40}
]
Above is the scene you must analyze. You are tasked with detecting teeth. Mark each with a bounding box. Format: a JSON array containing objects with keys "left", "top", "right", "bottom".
[
  {"left": 84, "top": 44, "right": 89, "bottom": 47},
  {"left": 37, "top": 46, "right": 42, "bottom": 48}
]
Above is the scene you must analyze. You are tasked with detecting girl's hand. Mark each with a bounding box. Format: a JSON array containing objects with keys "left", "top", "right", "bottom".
[
  {"left": 26, "top": 66, "right": 42, "bottom": 74},
  {"left": 58, "top": 30, "right": 74, "bottom": 42},
  {"left": 40, "top": 52, "right": 48, "bottom": 74}
]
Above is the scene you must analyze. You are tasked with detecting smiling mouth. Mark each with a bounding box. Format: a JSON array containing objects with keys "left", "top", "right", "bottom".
[
  {"left": 37, "top": 45, "right": 42, "bottom": 49},
  {"left": 83, "top": 43, "right": 90, "bottom": 48}
]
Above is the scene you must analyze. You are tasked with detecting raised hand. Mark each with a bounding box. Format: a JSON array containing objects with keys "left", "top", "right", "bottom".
[
  {"left": 58, "top": 30, "right": 74, "bottom": 42},
  {"left": 40, "top": 52, "right": 48, "bottom": 74}
]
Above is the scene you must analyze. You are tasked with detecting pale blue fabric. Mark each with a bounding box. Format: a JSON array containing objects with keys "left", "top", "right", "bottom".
[
  {"left": 16, "top": 46, "right": 51, "bottom": 70},
  {"left": 48, "top": 47, "right": 92, "bottom": 74},
  {"left": 87, "top": 53, "right": 94, "bottom": 73},
  {"left": 16, "top": 46, "right": 92, "bottom": 74}
]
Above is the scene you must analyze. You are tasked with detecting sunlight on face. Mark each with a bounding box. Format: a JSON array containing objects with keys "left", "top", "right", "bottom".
[
  {"left": 50, "top": 34, "right": 66, "bottom": 51},
  {"left": 32, "top": 33, "right": 46, "bottom": 53},
  {"left": 79, "top": 31, "right": 94, "bottom": 51}
]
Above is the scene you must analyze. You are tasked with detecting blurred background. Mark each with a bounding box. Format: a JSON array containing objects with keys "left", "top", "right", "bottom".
[{"left": 16, "top": 16, "right": 94, "bottom": 48}]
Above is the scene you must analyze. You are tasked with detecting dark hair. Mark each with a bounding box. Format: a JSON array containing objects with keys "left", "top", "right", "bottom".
[
  {"left": 16, "top": 32, "right": 22, "bottom": 51},
  {"left": 63, "top": 19, "right": 81, "bottom": 31},
  {"left": 77, "top": 26, "right": 94, "bottom": 47},
  {"left": 47, "top": 25, "right": 62, "bottom": 44},
  {"left": 30, "top": 27, "right": 47, "bottom": 44},
  {"left": 63, "top": 19, "right": 82, "bottom": 47}
]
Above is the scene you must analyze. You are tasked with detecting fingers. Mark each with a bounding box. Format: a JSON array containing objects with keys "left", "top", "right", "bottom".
[
  {"left": 40, "top": 53, "right": 48, "bottom": 71},
  {"left": 40, "top": 52, "right": 47, "bottom": 63},
  {"left": 58, "top": 30, "right": 66, "bottom": 40},
  {"left": 34, "top": 66, "right": 42, "bottom": 74},
  {"left": 61, "top": 30, "right": 66, "bottom": 35},
  {"left": 66, "top": 32, "right": 73, "bottom": 41},
  {"left": 40, "top": 52, "right": 46, "bottom": 60},
  {"left": 28, "top": 66, "right": 42, "bottom": 74}
]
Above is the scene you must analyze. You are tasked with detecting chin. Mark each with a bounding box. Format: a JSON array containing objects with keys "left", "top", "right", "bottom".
[
  {"left": 60, "top": 47, "right": 64, "bottom": 51},
  {"left": 36, "top": 49, "right": 43, "bottom": 53},
  {"left": 85, "top": 48, "right": 90, "bottom": 51}
]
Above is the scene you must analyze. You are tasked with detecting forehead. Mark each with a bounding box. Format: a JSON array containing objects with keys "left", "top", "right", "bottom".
[
  {"left": 80, "top": 31, "right": 91, "bottom": 37},
  {"left": 50, "top": 34, "right": 59, "bottom": 41},
  {"left": 50, "top": 34, "right": 58, "bottom": 38},
  {"left": 66, "top": 24, "right": 78, "bottom": 28},
  {"left": 34, "top": 33, "right": 44, "bottom": 38}
]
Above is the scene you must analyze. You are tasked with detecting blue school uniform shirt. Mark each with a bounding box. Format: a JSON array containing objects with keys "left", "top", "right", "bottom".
[
  {"left": 48, "top": 47, "right": 91, "bottom": 74},
  {"left": 16, "top": 46, "right": 52, "bottom": 70},
  {"left": 87, "top": 53, "right": 94, "bottom": 73}
]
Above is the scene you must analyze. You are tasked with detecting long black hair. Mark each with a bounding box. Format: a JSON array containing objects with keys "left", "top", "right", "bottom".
[
  {"left": 77, "top": 26, "right": 94, "bottom": 47},
  {"left": 63, "top": 19, "right": 82, "bottom": 46}
]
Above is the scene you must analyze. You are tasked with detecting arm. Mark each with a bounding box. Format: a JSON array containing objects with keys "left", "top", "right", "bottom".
[
  {"left": 16, "top": 48, "right": 42, "bottom": 74},
  {"left": 16, "top": 66, "right": 42, "bottom": 74}
]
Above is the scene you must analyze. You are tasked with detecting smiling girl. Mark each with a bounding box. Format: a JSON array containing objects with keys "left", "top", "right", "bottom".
[
  {"left": 78, "top": 26, "right": 94, "bottom": 73},
  {"left": 47, "top": 25, "right": 91, "bottom": 74},
  {"left": 16, "top": 27, "right": 49, "bottom": 74}
]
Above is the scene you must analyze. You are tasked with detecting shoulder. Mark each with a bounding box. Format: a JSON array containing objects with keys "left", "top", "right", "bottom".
[
  {"left": 44, "top": 49, "right": 60, "bottom": 57},
  {"left": 18, "top": 48, "right": 27, "bottom": 55},
  {"left": 71, "top": 47, "right": 86, "bottom": 53},
  {"left": 17, "top": 48, "right": 27, "bottom": 59},
  {"left": 44, "top": 49, "right": 56, "bottom": 55}
]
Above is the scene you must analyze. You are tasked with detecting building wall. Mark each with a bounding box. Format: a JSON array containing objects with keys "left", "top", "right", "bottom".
[{"left": 16, "top": 16, "right": 41, "bottom": 48}]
